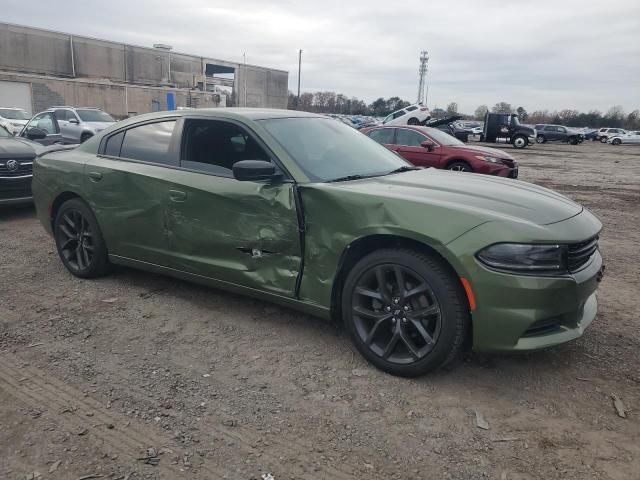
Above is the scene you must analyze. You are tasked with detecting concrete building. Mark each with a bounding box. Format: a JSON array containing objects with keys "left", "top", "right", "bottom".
[{"left": 0, "top": 22, "right": 289, "bottom": 118}]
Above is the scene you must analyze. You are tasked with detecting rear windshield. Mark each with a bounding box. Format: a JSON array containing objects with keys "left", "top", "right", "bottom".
[
  {"left": 0, "top": 108, "right": 30, "bottom": 120},
  {"left": 76, "top": 110, "right": 115, "bottom": 122}
]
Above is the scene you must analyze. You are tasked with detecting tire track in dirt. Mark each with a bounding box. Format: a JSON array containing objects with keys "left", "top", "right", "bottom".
[
  {"left": 1, "top": 353, "right": 361, "bottom": 480},
  {"left": 0, "top": 353, "right": 227, "bottom": 478}
]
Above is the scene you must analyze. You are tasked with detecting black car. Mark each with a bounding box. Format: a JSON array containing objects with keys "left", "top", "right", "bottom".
[
  {"left": 534, "top": 124, "right": 584, "bottom": 145},
  {"left": 424, "top": 115, "right": 469, "bottom": 142},
  {"left": 0, "top": 125, "right": 47, "bottom": 205}
]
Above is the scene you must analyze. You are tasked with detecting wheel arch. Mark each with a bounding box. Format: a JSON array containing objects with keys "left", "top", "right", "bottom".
[
  {"left": 50, "top": 191, "right": 83, "bottom": 229},
  {"left": 444, "top": 158, "right": 472, "bottom": 170},
  {"left": 330, "top": 234, "right": 469, "bottom": 319}
]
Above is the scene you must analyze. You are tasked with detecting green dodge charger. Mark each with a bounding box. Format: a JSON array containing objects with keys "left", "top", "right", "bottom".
[{"left": 32, "top": 109, "right": 604, "bottom": 377}]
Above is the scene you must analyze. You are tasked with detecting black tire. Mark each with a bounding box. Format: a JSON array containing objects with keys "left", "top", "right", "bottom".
[
  {"left": 447, "top": 160, "right": 473, "bottom": 173},
  {"left": 600, "top": 137, "right": 608, "bottom": 143},
  {"left": 341, "top": 249, "right": 469, "bottom": 377},
  {"left": 512, "top": 135, "right": 528, "bottom": 149},
  {"left": 407, "top": 117, "right": 419, "bottom": 125},
  {"left": 54, "top": 198, "right": 110, "bottom": 278},
  {"left": 536, "top": 135, "right": 546, "bottom": 144},
  {"left": 612, "top": 138, "right": 621, "bottom": 145},
  {"left": 569, "top": 137, "right": 579, "bottom": 145},
  {"left": 80, "top": 133, "right": 93, "bottom": 143}
]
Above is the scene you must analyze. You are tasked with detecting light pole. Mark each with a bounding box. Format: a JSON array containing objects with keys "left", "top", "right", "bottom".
[{"left": 297, "top": 49, "right": 302, "bottom": 109}]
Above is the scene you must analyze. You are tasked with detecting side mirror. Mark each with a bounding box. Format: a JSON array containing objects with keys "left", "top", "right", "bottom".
[
  {"left": 420, "top": 139, "right": 435, "bottom": 151},
  {"left": 233, "top": 160, "right": 280, "bottom": 182},
  {"left": 68, "top": 118, "right": 79, "bottom": 124},
  {"left": 26, "top": 128, "right": 47, "bottom": 140}
]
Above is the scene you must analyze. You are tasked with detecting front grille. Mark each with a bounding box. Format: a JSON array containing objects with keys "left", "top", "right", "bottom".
[
  {"left": 567, "top": 236, "right": 599, "bottom": 272},
  {"left": 0, "top": 160, "right": 33, "bottom": 178}
]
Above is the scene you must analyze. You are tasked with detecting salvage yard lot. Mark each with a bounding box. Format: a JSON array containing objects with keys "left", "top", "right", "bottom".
[{"left": 1, "top": 142, "right": 639, "bottom": 480}]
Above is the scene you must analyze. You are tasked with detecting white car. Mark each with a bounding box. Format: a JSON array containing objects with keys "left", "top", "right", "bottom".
[
  {"left": 607, "top": 132, "right": 640, "bottom": 145},
  {"left": 382, "top": 104, "right": 430, "bottom": 126},
  {"left": 0, "top": 107, "right": 32, "bottom": 134},
  {"left": 596, "top": 127, "right": 626, "bottom": 143}
]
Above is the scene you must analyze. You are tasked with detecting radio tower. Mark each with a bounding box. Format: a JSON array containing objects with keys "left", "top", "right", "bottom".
[{"left": 416, "top": 51, "right": 429, "bottom": 105}]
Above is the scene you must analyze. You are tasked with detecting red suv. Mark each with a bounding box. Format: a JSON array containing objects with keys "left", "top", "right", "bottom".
[{"left": 363, "top": 125, "right": 518, "bottom": 178}]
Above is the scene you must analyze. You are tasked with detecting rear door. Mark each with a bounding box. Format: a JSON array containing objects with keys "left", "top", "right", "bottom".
[
  {"left": 85, "top": 119, "right": 180, "bottom": 265},
  {"left": 163, "top": 117, "right": 301, "bottom": 296},
  {"left": 395, "top": 128, "right": 441, "bottom": 168},
  {"left": 367, "top": 128, "right": 396, "bottom": 152}
]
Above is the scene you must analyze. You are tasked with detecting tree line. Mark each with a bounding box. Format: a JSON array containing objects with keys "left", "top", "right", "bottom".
[{"left": 287, "top": 91, "right": 639, "bottom": 130}]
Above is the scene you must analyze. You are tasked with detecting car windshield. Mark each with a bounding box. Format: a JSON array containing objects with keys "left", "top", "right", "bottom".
[
  {"left": 76, "top": 109, "right": 115, "bottom": 122},
  {"left": 422, "top": 127, "right": 465, "bottom": 146},
  {"left": 0, "top": 125, "right": 12, "bottom": 138},
  {"left": 0, "top": 108, "right": 30, "bottom": 120},
  {"left": 260, "top": 117, "right": 409, "bottom": 182}
]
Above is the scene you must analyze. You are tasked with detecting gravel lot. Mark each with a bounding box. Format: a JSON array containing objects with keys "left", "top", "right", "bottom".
[{"left": 1, "top": 141, "right": 639, "bottom": 480}]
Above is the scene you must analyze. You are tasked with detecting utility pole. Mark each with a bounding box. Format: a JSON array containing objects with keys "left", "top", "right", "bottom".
[
  {"left": 297, "top": 49, "right": 302, "bottom": 109},
  {"left": 243, "top": 53, "right": 247, "bottom": 107},
  {"left": 417, "top": 51, "right": 429, "bottom": 105}
]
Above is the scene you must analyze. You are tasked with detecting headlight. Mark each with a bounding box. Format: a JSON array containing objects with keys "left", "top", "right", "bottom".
[
  {"left": 477, "top": 243, "right": 566, "bottom": 273},
  {"left": 475, "top": 155, "right": 501, "bottom": 164}
]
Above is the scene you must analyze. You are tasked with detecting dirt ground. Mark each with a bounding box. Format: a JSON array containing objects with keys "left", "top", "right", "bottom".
[{"left": 1, "top": 141, "right": 639, "bottom": 480}]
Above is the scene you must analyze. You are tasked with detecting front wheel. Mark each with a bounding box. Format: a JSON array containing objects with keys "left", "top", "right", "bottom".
[
  {"left": 512, "top": 135, "right": 528, "bottom": 149},
  {"left": 600, "top": 137, "right": 608, "bottom": 143},
  {"left": 80, "top": 133, "right": 93, "bottom": 143},
  {"left": 447, "top": 161, "right": 473, "bottom": 173},
  {"left": 569, "top": 137, "right": 579, "bottom": 145},
  {"left": 536, "top": 135, "right": 546, "bottom": 144},
  {"left": 54, "top": 198, "right": 110, "bottom": 278},
  {"left": 341, "top": 249, "right": 469, "bottom": 377},
  {"left": 612, "top": 138, "right": 621, "bottom": 145}
]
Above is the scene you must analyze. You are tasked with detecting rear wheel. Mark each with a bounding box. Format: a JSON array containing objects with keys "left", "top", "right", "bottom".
[
  {"left": 407, "top": 117, "right": 419, "bottom": 125},
  {"left": 512, "top": 135, "right": 528, "bottom": 149},
  {"left": 612, "top": 138, "right": 621, "bottom": 145},
  {"left": 447, "top": 161, "right": 473, "bottom": 173},
  {"left": 536, "top": 135, "right": 546, "bottom": 144},
  {"left": 600, "top": 137, "right": 608, "bottom": 143},
  {"left": 342, "top": 249, "right": 469, "bottom": 377},
  {"left": 54, "top": 198, "right": 110, "bottom": 278}
]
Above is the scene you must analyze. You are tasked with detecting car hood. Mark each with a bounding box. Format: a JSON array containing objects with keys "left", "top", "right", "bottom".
[
  {"left": 0, "top": 137, "right": 44, "bottom": 158},
  {"left": 85, "top": 121, "right": 115, "bottom": 131},
  {"left": 445, "top": 144, "right": 515, "bottom": 160},
  {"left": 326, "top": 169, "right": 582, "bottom": 226}
]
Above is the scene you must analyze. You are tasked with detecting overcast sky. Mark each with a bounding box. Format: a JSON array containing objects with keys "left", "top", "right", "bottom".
[{"left": 4, "top": 0, "right": 639, "bottom": 114}]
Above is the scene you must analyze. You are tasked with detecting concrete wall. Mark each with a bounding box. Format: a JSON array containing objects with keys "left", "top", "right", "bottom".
[
  {"left": 0, "top": 22, "right": 288, "bottom": 109},
  {"left": 0, "top": 72, "right": 223, "bottom": 119}
]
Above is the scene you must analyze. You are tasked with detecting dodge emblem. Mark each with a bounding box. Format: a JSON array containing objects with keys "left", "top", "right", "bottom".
[{"left": 5, "top": 159, "right": 19, "bottom": 172}]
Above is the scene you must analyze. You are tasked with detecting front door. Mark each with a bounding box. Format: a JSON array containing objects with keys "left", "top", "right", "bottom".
[
  {"left": 85, "top": 119, "right": 180, "bottom": 265},
  {"left": 165, "top": 118, "right": 302, "bottom": 297},
  {"left": 22, "top": 112, "right": 62, "bottom": 145},
  {"left": 395, "top": 128, "right": 442, "bottom": 168}
]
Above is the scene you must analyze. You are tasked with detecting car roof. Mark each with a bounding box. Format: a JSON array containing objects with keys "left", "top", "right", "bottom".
[{"left": 0, "top": 107, "right": 27, "bottom": 110}]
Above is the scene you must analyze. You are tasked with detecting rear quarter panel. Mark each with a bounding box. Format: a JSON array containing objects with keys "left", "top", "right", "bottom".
[{"left": 32, "top": 150, "right": 88, "bottom": 233}]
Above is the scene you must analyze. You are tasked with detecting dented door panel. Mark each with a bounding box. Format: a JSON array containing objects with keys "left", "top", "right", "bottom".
[{"left": 164, "top": 171, "right": 301, "bottom": 296}]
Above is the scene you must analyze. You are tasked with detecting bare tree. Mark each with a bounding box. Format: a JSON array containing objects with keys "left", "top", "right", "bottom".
[{"left": 474, "top": 105, "right": 488, "bottom": 120}]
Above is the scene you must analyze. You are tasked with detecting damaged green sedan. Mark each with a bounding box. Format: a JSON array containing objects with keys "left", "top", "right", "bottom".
[{"left": 32, "top": 109, "right": 604, "bottom": 376}]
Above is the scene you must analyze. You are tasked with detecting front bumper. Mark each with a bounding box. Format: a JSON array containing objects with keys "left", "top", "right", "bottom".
[{"left": 445, "top": 210, "right": 603, "bottom": 352}]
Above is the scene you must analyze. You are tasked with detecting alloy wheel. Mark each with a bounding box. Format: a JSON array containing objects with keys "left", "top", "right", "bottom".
[
  {"left": 56, "top": 209, "right": 95, "bottom": 272},
  {"left": 351, "top": 264, "right": 442, "bottom": 365}
]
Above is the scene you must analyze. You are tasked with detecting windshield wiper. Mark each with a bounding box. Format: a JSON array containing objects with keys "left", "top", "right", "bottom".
[
  {"left": 386, "top": 166, "right": 420, "bottom": 175},
  {"left": 328, "top": 174, "right": 367, "bottom": 183}
]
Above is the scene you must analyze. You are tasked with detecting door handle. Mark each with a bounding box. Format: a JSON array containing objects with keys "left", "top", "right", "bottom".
[
  {"left": 169, "top": 190, "right": 187, "bottom": 202},
  {"left": 88, "top": 171, "right": 103, "bottom": 182}
]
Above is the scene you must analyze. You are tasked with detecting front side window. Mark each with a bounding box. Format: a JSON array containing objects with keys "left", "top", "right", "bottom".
[
  {"left": 368, "top": 128, "right": 394, "bottom": 145},
  {"left": 396, "top": 128, "right": 426, "bottom": 147},
  {"left": 119, "top": 121, "right": 176, "bottom": 164},
  {"left": 260, "top": 117, "right": 408, "bottom": 182},
  {"left": 392, "top": 110, "right": 406, "bottom": 119},
  {"left": 181, "top": 119, "right": 270, "bottom": 176},
  {"left": 29, "top": 113, "right": 58, "bottom": 134},
  {"left": 54, "top": 109, "right": 70, "bottom": 121}
]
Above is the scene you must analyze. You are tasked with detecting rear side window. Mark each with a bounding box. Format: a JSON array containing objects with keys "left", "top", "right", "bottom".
[
  {"left": 396, "top": 129, "right": 426, "bottom": 147},
  {"left": 405, "top": 105, "right": 418, "bottom": 112},
  {"left": 368, "top": 128, "right": 394, "bottom": 145},
  {"left": 104, "top": 131, "right": 125, "bottom": 157},
  {"left": 119, "top": 121, "right": 176, "bottom": 164}
]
